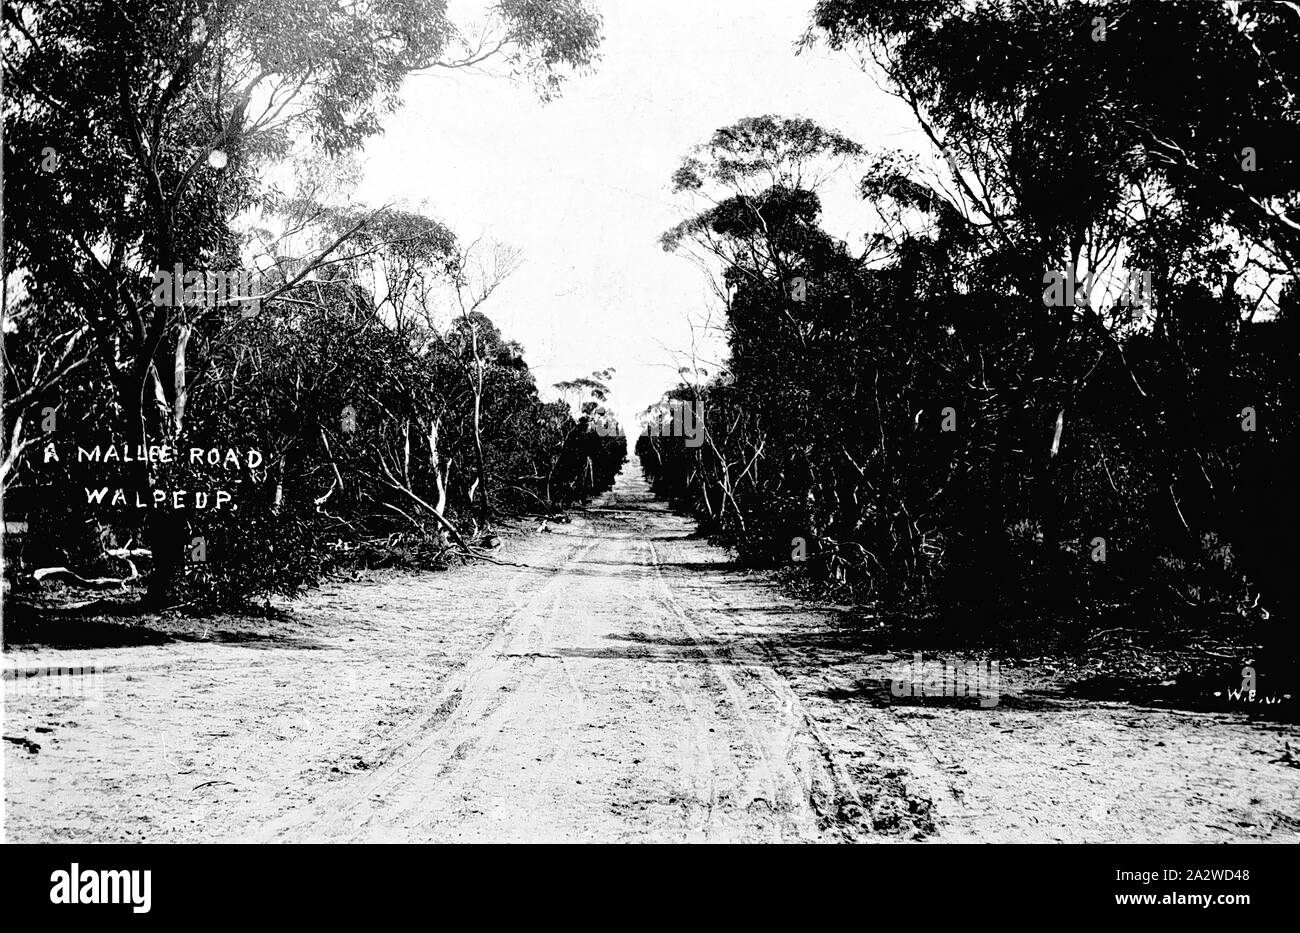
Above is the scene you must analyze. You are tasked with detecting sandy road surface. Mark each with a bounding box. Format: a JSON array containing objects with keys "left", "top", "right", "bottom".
[
  {"left": 5, "top": 462, "right": 1298, "bottom": 842},
  {"left": 256, "top": 465, "right": 897, "bottom": 842}
]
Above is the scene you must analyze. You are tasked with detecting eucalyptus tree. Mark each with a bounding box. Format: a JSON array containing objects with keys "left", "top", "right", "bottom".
[
  {"left": 804, "top": 0, "right": 1300, "bottom": 632},
  {"left": 3, "top": 0, "right": 602, "bottom": 601}
]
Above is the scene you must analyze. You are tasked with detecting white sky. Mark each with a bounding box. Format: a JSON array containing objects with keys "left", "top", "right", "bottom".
[{"left": 355, "top": 0, "right": 920, "bottom": 426}]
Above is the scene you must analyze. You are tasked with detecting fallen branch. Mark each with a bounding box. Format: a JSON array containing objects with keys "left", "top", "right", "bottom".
[
  {"left": 32, "top": 544, "right": 151, "bottom": 590},
  {"left": 459, "top": 546, "right": 529, "bottom": 569},
  {"left": 33, "top": 565, "right": 139, "bottom": 589}
]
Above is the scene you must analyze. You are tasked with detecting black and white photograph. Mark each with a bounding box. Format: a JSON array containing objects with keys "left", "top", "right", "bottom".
[{"left": 1, "top": 0, "right": 1297, "bottom": 895}]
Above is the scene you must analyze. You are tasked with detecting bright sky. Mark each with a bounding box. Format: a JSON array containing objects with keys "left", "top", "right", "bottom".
[{"left": 356, "top": 0, "right": 919, "bottom": 427}]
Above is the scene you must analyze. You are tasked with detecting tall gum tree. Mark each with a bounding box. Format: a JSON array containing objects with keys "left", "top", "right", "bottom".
[{"left": 3, "top": 0, "right": 602, "bottom": 602}]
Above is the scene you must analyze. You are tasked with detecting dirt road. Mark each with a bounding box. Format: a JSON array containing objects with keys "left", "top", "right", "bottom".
[
  {"left": 5, "top": 462, "right": 1299, "bottom": 842},
  {"left": 257, "top": 464, "right": 910, "bottom": 843}
]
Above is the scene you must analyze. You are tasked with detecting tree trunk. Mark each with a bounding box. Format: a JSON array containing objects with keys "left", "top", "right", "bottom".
[{"left": 470, "top": 330, "right": 492, "bottom": 527}]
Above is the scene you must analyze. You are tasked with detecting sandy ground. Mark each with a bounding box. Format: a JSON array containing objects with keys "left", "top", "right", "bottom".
[{"left": 4, "top": 462, "right": 1298, "bottom": 842}]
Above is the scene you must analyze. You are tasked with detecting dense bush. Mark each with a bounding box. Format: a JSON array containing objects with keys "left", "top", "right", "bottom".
[
  {"left": 2, "top": 0, "right": 615, "bottom": 610},
  {"left": 640, "top": 2, "right": 1299, "bottom": 665}
]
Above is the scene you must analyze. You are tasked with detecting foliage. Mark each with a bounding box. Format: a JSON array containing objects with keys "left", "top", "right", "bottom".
[
  {"left": 644, "top": 3, "right": 1299, "bottom": 659},
  {"left": 2, "top": 0, "right": 610, "bottom": 609}
]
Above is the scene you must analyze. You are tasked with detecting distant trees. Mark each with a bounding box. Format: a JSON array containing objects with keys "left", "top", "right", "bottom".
[
  {"left": 551, "top": 369, "right": 625, "bottom": 503},
  {"left": 643, "top": 2, "right": 1299, "bottom": 658},
  {"left": 3, "top": 0, "right": 611, "bottom": 608}
]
